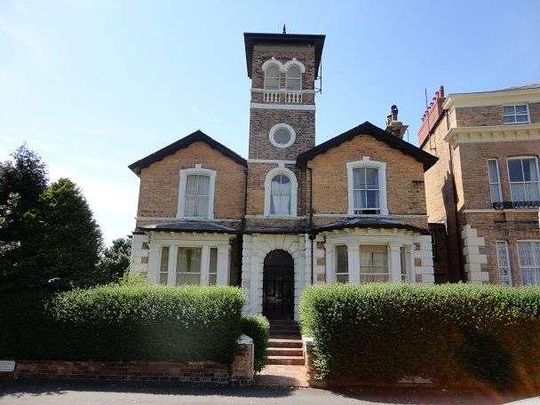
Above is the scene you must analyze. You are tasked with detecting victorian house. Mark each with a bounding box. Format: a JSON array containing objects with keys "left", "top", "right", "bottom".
[
  {"left": 419, "top": 84, "right": 540, "bottom": 286},
  {"left": 129, "top": 32, "right": 437, "bottom": 321}
]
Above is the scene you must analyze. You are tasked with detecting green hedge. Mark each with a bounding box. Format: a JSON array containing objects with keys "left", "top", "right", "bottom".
[
  {"left": 241, "top": 315, "right": 270, "bottom": 372},
  {"left": 0, "top": 284, "right": 245, "bottom": 364},
  {"left": 300, "top": 283, "right": 540, "bottom": 390}
]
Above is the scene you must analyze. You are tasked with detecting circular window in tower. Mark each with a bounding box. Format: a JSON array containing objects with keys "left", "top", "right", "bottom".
[{"left": 269, "top": 123, "right": 296, "bottom": 148}]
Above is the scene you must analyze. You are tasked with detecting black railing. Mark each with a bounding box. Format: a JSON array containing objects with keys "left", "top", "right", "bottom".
[{"left": 492, "top": 201, "right": 540, "bottom": 210}]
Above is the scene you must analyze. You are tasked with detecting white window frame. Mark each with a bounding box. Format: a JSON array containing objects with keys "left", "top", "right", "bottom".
[
  {"left": 502, "top": 104, "right": 530, "bottom": 125},
  {"left": 269, "top": 123, "right": 296, "bottom": 148},
  {"left": 506, "top": 156, "right": 540, "bottom": 203},
  {"left": 495, "top": 241, "right": 512, "bottom": 286},
  {"left": 487, "top": 159, "right": 502, "bottom": 204},
  {"left": 347, "top": 157, "right": 388, "bottom": 215},
  {"left": 264, "top": 166, "right": 298, "bottom": 217},
  {"left": 262, "top": 58, "right": 281, "bottom": 90},
  {"left": 177, "top": 165, "right": 216, "bottom": 219},
  {"left": 517, "top": 240, "right": 540, "bottom": 285},
  {"left": 285, "top": 65, "right": 303, "bottom": 91}
]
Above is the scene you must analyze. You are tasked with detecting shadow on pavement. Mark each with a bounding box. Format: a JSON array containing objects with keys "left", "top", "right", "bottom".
[{"left": 0, "top": 380, "right": 296, "bottom": 399}]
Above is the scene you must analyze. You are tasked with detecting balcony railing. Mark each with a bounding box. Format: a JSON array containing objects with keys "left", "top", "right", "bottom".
[
  {"left": 263, "top": 90, "right": 303, "bottom": 104},
  {"left": 492, "top": 201, "right": 540, "bottom": 209}
]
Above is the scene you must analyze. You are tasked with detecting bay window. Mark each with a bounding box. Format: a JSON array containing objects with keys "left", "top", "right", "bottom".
[
  {"left": 176, "top": 247, "right": 202, "bottom": 285},
  {"left": 335, "top": 245, "right": 349, "bottom": 283},
  {"left": 359, "top": 245, "right": 389, "bottom": 282}
]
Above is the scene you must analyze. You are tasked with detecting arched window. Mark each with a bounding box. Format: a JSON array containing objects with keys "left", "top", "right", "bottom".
[
  {"left": 264, "top": 167, "right": 298, "bottom": 217},
  {"left": 264, "top": 64, "right": 280, "bottom": 90},
  {"left": 286, "top": 66, "right": 302, "bottom": 91},
  {"left": 270, "top": 174, "right": 291, "bottom": 215}
]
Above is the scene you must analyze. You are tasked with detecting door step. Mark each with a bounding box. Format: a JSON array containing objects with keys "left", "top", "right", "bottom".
[{"left": 267, "top": 355, "right": 305, "bottom": 366}]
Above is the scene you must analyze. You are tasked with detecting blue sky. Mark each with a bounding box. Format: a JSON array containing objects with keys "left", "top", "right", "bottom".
[{"left": 1, "top": 0, "right": 539, "bottom": 244}]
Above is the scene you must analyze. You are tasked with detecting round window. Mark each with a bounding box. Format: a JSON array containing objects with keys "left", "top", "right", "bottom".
[{"left": 269, "top": 124, "right": 296, "bottom": 148}]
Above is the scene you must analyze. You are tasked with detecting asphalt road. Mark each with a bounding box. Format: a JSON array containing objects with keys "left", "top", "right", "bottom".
[{"left": 0, "top": 381, "right": 538, "bottom": 404}]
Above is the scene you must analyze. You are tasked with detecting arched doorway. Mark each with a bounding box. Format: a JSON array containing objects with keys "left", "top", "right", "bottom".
[{"left": 263, "top": 249, "right": 295, "bottom": 320}]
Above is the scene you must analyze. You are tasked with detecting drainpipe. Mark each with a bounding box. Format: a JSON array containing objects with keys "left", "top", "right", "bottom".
[{"left": 308, "top": 167, "right": 316, "bottom": 284}]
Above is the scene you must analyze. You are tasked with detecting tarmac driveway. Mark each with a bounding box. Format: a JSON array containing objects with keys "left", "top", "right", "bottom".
[{"left": 0, "top": 381, "right": 539, "bottom": 404}]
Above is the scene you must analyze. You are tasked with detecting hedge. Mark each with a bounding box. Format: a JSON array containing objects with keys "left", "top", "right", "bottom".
[
  {"left": 300, "top": 283, "right": 540, "bottom": 390},
  {"left": 0, "top": 284, "right": 245, "bottom": 364},
  {"left": 241, "top": 315, "right": 270, "bottom": 372}
]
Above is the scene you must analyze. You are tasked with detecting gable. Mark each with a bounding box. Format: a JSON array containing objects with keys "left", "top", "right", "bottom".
[
  {"left": 129, "top": 130, "right": 246, "bottom": 175},
  {"left": 296, "top": 121, "right": 437, "bottom": 170}
]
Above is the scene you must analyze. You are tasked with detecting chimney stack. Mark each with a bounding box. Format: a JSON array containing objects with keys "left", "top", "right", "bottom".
[{"left": 385, "top": 104, "right": 408, "bottom": 139}]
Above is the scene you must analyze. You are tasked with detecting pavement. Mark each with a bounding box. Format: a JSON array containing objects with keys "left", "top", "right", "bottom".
[{"left": 1, "top": 381, "right": 539, "bottom": 405}]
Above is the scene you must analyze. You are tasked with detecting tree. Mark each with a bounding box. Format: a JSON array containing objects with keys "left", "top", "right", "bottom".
[
  {"left": 37, "top": 178, "right": 103, "bottom": 289},
  {"left": 98, "top": 237, "right": 132, "bottom": 284},
  {"left": 0, "top": 146, "right": 48, "bottom": 289}
]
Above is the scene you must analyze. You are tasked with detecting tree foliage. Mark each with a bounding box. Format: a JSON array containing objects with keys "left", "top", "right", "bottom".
[{"left": 98, "top": 237, "right": 131, "bottom": 284}]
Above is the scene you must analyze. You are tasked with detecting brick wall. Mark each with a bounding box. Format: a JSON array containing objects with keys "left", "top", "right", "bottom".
[
  {"left": 248, "top": 109, "right": 315, "bottom": 160},
  {"left": 457, "top": 140, "right": 540, "bottom": 209},
  {"left": 136, "top": 141, "right": 246, "bottom": 223},
  {"left": 455, "top": 102, "right": 540, "bottom": 127},
  {"left": 308, "top": 134, "right": 429, "bottom": 221},
  {"left": 8, "top": 339, "right": 254, "bottom": 386}
]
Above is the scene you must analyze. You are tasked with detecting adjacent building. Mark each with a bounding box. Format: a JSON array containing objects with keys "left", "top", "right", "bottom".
[
  {"left": 419, "top": 84, "right": 540, "bottom": 285},
  {"left": 128, "top": 31, "right": 437, "bottom": 321}
]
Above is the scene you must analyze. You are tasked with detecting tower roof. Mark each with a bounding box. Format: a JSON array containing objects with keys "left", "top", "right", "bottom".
[{"left": 243, "top": 32, "right": 325, "bottom": 78}]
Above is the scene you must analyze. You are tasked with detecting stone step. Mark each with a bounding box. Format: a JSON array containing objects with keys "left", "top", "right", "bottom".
[
  {"left": 269, "top": 333, "right": 301, "bottom": 340},
  {"left": 269, "top": 328, "right": 300, "bottom": 335},
  {"left": 267, "top": 355, "right": 305, "bottom": 366},
  {"left": 268, "top": 338, "right": 303, "bottom": 349},
  {"left": 267, "top": 347, "right": 304, "bottom": 357}
]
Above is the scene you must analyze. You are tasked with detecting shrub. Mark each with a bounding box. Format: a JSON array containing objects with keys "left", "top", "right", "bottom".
[
  {"left": 0, "top": 284, "right": 245, "bottom": 364},
  {"left": 241, "top": 315, "right": 270, "bottom": 372},
  {"left": 300, "top": 283, "right": 540, "bottom": 390}
]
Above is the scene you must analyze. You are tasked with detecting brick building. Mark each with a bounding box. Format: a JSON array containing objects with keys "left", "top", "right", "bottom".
[
  {"left": 128, "top": 32, "right": 437, "bottom": 321},
  {"left": 419, "top": 84, "right": 540, "bottom": 285}
]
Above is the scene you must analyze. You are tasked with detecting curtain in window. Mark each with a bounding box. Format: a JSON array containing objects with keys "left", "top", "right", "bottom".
[
  {"left": 184, "top": 174, "right": 210, "bottom": 217},
  {"left": 270, "top": 174, "right": 291, "bottom": 215},
  {"left": 353, "top": 167, "right": 380, "bottom": 211},
  {"left": 359, "top": 245, "right": 388, "bottom": 282},
  {"left": 487, "top": 160, "right": 501, "bottom": 203},
  {"left": 286, "top": 66, "right": 302, "bottom": 91},
  {"left": 509, "top": 158, "right": 540, "bottom": 202},
  {"left": 518, "top": 241, "right": 540, "bottom": 285},
  {"left": 176, "top": 247, "right": 202, "bottom": 285}
]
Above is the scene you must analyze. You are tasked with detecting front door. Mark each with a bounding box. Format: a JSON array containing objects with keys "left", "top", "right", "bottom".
[{"left": 263, "top": 250, "right": 294, "bottom": 320}]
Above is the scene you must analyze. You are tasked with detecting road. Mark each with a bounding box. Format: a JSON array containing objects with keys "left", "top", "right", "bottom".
[{"left": 0, "top": 381, "right": 538, "bottom": 404}]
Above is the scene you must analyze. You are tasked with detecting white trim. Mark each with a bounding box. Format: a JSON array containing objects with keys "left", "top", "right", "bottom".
[
  {"left": 261, "top": 57, "right": 281, "bottom": 72},
  {"left": 283, "top": 58, "right": 306, "bottom": 73},
  {"left": 264, "top": 167, "right": 298, "bottom": 217},
  {"left": 250, "top": 103, "right": 316, "bottom": 111},
  {"left": 269, "top": 123, "right": 296, "bottom": 148},
  {"left": 462, "top": 208, "right": 540, "bottom": 213},
  {"left": 177, "top": 166, "right": 216, "bottom": 219},
  {"left": 252, "top": 88, "right": 315, "bottom": 94},
  {"left": 502, "top": 103, "right": 530, "bottom": 125},
  {"left": 244, "top": 214, "right": 306, "bottom": 219},
  {"left": 247, "top": 159, "right": 297, "bottom": 165},
  {"left": 445, "top": 123, "right": 540, "bottom": 145},
  {"left": 313, "top": 213, "right": 428, "bottom": 218},
  {"left": 443, "top": 88, "right": 540, "bottom": 110},
  {"left": 346, "top": 157, "right": 388, "bottom": 216}
]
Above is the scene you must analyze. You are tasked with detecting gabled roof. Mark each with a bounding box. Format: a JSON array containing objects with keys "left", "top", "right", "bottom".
[
  {"left": 128, "top": 130, "right": 247, "bottom": 175},
  {"left": 296, "top": 121, "right": 438, "bottom": 170},
  {"left": 244, "top": 32, "right": 325, "bottom": 79}
]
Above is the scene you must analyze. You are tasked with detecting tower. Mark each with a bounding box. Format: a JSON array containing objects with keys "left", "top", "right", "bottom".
[{"left": 243, "top": 32, "right": 325, "bottom": 219}]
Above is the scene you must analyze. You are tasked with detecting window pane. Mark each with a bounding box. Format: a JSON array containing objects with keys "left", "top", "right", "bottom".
[
  {"left": 336, "top": 274, "right": 349, "bottom": 283},
  {"left": 336, "top": 245, "right": 348, "bottom": 276},
  {"left": 270, "top": 174, "right": 291, "bottom": 215},
  {"left": 366, "top": 190, "right": 380, "bottom": 208},
  {"left": 515, "top": 105, "right": 528, "bottom": 114},
  {"left": 160, "top": 247, "right": 169, "bottom": 272},
  {"left": 489, "top": 184, "right": 501, "bottom": 203},
  {"left": 359, "top": 245, "right": 388, "bottom": 278},
  {"left": 177, "top": 247, "right": 202, "bottom": 273},
  {"left": 186, "top": 175, "right": 198, "bottom": 194},
  {"left": 503, "top": 115, "right": 515, "bottom": 124},
  {"left": 523, "top": 158, "right": 538, "bottom": 181},
  {"left": 265, "top": 65, "right": 280, "bottom": 89},
  {"left": 159, "top": 273, "right": 169, "bottom": 285},
  {"left": 516, "top": 115, "right": 529, "bottom": 122},
  {"left": 184, "top": 195, "right": 197, "bottom": 217},
  {"left": 196, "top": 195, "right": 209, "bottom": 217},
  {"left": 508, "top": 160, "right": 524, "bottom": 182},
  {"left": 503, "top": 106, "right": 515, "bottom": 115},
  {"left": 274, "top": 128, "right": 292, "bottom": 145},
  {"left": 496, "top": 241, "right": 512, "bottom": 286},
  {"left": 208, "top": 274, "right": 217, "bottom": 285},
  {"left": 197, "top": 175, "right": 210, "bottom": 195},
  {"left": 518, "top": 241, "right": 540, "bottom": 285},
  {"left": 209, "top": 247, "right": 217, "bottom": 286},
  {"left": 487, "top": 160, "right": 499, "bottom": 183},
  {"left": 353, "top": 168, "right": 364, "bottom": 188},
  {"left": 365, "top": 168, "right": 379, "bottom": 187},
  {"left": 176, "top": 273, "right": 201, "bottom": 285}
]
